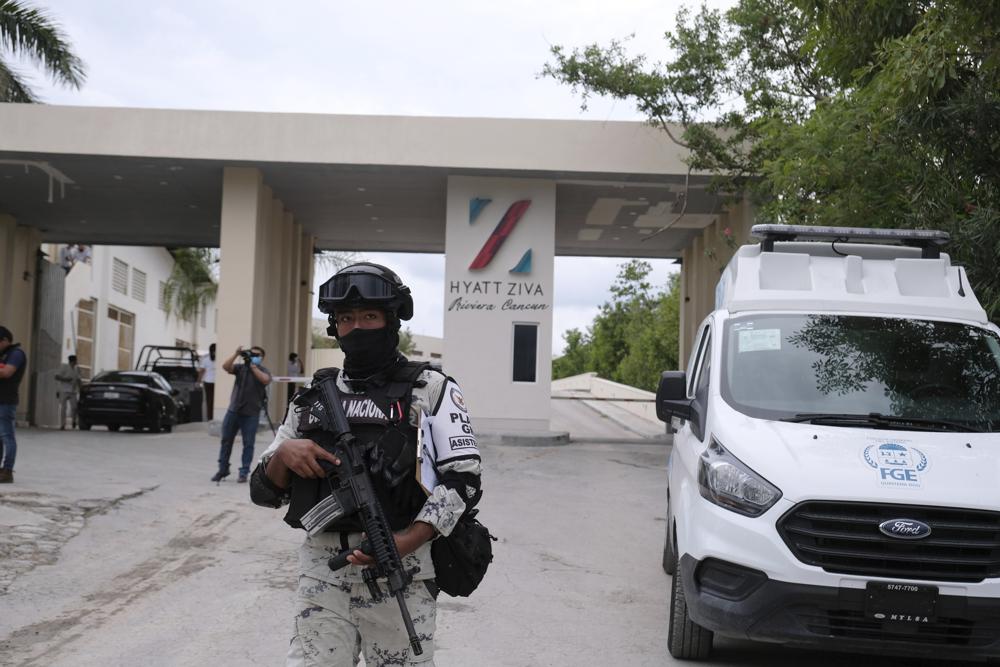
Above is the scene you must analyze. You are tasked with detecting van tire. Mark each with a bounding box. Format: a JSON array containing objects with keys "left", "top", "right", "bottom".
[{"left": 668, "top": 566, "right": 713, "bottom": 660}]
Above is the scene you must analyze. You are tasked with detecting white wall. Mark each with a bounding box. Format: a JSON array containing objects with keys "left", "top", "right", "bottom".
[
  {"left": 57, "top": 245, "right": 218, "bottom": 375},
  {"left": 408, "top": 333, "right": 443, "bottom": 365},
  {"left": 443, "top": 176, "right": 555, "bottom": 432}
]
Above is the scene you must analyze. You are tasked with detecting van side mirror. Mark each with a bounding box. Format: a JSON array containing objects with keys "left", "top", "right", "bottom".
[{"left": 656, "top": 371, "right": 693, "bottom": 423}]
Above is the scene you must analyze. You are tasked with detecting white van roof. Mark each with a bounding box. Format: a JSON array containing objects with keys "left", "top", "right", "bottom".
[{"left": 716, "top": 225, "right": 988, "bottom": 323}]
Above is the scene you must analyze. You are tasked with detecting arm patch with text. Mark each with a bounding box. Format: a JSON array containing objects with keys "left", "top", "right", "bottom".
[{"left": 432, "top": 380, "right": 480, "bottom": 464}]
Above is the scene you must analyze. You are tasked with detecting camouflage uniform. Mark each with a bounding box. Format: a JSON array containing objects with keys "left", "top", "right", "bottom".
[{"left": 259, "top": 368, "right": 482, "bottom": 667}]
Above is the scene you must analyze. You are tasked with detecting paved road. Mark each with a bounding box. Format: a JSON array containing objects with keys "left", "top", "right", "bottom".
[{"left": 0, "top": 403, "right": 961, "bottom": 666}]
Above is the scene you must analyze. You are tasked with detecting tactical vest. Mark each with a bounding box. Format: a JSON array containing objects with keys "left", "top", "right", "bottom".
[{"left": 283, "top": 361, "right": 431, "bottom": 533}]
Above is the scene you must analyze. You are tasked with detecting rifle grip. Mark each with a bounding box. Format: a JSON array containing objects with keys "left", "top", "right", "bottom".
[{"left": 328, "top": 538, "right": 371, "bottom": 571}]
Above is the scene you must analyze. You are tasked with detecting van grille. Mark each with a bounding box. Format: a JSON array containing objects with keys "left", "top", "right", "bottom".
[
  {"left": 793, "top": 608, "right": 998, "bottom": 647},
  {"left": 777, "top": 501, "right": 1000, "bottom": 583}
]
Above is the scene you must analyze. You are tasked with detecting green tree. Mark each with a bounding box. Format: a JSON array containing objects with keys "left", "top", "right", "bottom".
[
  {"left": 312, "top": 330, "right": 338, "bottom": 349},
  {"left": 162, "top": 248, "right": 218, "bottom": 324},
  {"left": 0, "top": 0, "right": 85, "bottom": 102},
  {"left": 587, "top": 260, "right": 656, "bottom": 380},
  {"left": 552, "top": 328, "right": 592, "bottom": 379},
  {"left": 545, "top": 1, "right": 1000, "bottom": 317},
  {"left": 551, "top": 261, "right": 681, "bottom": 391},
  {"left": 618, "top": 273, "right": 681, "bottom": 390},
  {"left": 398, "top": 327, "right": 416, "bottom": 356}
]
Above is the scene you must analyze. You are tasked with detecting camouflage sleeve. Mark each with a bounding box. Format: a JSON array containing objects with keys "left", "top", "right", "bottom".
[
  {"left": 413, "top": 377, "right": 482, "bottom": 537},
  {"left": 249, "top": 400, "right": 303, "bottom": 508},
  {"left": 258, "top": 388, "right": 303, "bottom": 460}
]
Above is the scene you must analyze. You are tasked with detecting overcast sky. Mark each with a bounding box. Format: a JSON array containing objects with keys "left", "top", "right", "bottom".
[{"left": 29, "top": 0, "right": 733, "bottom": 352}]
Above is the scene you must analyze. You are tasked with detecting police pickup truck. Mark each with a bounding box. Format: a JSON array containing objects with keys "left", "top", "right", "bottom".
[{"left": 657, "top": 225, "right": 1000, "bottom": 662}]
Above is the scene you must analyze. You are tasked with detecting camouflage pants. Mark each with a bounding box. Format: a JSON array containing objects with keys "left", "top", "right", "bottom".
[{"left": 286, "top": 575, "right": 437, "bottom": 667}]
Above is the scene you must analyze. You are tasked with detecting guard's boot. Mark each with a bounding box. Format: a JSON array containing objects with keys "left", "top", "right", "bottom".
[
  {"left": 211, "top": 468, "right": 230, "bottom": 484},
  {"left": 0, "top": 469, "right": 12, "bottom": 483}
]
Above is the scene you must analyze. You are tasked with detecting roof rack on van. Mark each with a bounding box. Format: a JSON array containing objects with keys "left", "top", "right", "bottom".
[{"left": 751, "top": 224, "right": 950, "bottom": 259}]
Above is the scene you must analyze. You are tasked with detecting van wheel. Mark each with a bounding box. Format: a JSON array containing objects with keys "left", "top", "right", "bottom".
[
  {"left": 79, "top": 421, "right": 91, "bottom": 431},
  {"left": 108, "top": 424, "right": 120, "bottom": 432},
  {"left": 668, "top": 566, "right": 713, "bottom": 660}
]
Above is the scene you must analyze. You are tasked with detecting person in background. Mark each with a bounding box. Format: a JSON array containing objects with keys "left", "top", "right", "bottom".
[
  {"left": 198, "top": 343, "right": 217, "bottom": 420},
  {"left": 76, "top": 244, "right": 92, "bottom": 264},
  {"left": 0, "top": 326, "right": 28, "bottom": 484},
  {"left": 211, "top": 345, "right": 271, "bottom": 483},
  {"left": 55, "top": 354, "right": 83, "bottom": 430},
  {"left": 58, "top": 244, "right": 78, "bottom": 274}
]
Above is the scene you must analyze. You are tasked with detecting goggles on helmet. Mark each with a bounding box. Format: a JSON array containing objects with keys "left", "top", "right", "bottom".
[{"left": 317, "top": 267, "right": 407, "bottom": 315}]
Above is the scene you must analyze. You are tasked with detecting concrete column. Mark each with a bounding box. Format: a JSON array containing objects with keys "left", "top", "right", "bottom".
[
  {"left": 678, "top": 247, "right": 693, "bottom": 368},
  {"left": 297, "top": 233, "right": 314, "bottom": 374},
  {"left": 276, "top": 213, "right": 298, "bottom": 405},
  {"left": 0, "top": 215, "right": 17, "bottom": 325},
  {"left": 250, "top": 183, "right": 273, "bottom": 346},
  {"left": 265, "top": 197, "right": 286, "bottom": 416},
  {"left": 215, "top": 167, "right": 264, "bottom": 420},
  {"left": 677, "top": 195, "right": 755, "bottom": 365},
  {"left": 286, "top": 219, "right": 303, "bottom": 373},
  {"left": 444, "top": 176, "right": 556, "bottom": 433},
  {"left": 0, "top": 218, "right": 42, "bottom": 422}
]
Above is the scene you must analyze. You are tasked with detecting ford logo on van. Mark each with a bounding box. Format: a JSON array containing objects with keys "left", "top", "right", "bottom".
[{"left": 879, "top": 519, "right": 932, "bottom": 540}]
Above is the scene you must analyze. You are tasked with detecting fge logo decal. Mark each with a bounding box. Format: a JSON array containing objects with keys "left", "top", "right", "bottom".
[{"left": 862, "top": 442, "right": 929, "bottom": 488}]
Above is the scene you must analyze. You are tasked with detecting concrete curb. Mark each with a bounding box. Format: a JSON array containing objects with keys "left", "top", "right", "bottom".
[{"left": 477, "top": 430, "right": 572, "bottom": 447}]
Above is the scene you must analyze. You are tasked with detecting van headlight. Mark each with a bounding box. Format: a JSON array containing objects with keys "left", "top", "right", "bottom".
[{"left": 698, "top": 439, "right": 781, "bottom": 517}]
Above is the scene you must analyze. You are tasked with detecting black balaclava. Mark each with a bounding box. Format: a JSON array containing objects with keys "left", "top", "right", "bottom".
[{"left": 334, "top": 312, "right": 402, "bottom": 380}]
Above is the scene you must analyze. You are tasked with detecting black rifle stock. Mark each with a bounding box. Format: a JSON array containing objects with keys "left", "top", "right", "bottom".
[{"left": 307, "top": 378, "right": 423, "bottom": 656}]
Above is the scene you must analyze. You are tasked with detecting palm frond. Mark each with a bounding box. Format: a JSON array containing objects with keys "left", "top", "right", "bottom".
[
  {"left": 162, "top": 248, "right": 218, "bottom": 323},
  {"left": 0, "top": 0, "right": 85, "bottom": 90},
  {"left": 0, "top": 56, "right": 34, "bottom": 102}
]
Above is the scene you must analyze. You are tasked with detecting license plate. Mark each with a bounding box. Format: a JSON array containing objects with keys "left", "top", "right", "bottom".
[
  {"left": 865, "top": 582, "right": 938, "bottom": 624},
  {"left": 103, "top": 391, "right": 120, "bottom": 399}
]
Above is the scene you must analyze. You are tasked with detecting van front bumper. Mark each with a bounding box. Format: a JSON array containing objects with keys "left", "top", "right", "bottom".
[{"left": 680, "top": 554, "right": 1000, "bottom": 661}]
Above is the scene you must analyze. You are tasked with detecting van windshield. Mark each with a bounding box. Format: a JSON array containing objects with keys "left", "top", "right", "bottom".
[{"left": 721, "top": 314, "right": 1000, "bottom": 432}]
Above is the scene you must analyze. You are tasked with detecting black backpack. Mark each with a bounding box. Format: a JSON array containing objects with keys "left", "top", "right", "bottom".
[{"left": 431, "top": 509, "right": 496, "bottom": 597}]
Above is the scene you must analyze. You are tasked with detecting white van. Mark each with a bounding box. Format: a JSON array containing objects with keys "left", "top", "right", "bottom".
[{"left": 657, "top": 225, "right": 1000, "bottom": 662}]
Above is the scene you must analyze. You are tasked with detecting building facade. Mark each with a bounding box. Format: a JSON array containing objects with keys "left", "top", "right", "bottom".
[{"left": 48, "top": 243, "right": 217, "bottom": 378}]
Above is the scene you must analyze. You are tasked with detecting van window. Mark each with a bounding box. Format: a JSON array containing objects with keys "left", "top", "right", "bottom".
[
  {"left": 721, "top": 314, "right": 1000, "bottom": 431},
  {"left": 687, "top": 324, "right": 711, "bottom": 396},
  {"left": 695, "top": 331, "right": 712, "bottom": 397}
]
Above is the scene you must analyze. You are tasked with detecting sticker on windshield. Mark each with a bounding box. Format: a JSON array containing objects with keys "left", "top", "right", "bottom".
[
  {"left": 738, "top": 329, "right": 781, "bottom": 352},
  {"left": 862, "top": 440, "right": 929, "bottom": 489}
]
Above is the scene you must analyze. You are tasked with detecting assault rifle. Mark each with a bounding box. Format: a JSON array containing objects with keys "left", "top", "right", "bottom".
[{"left": 296, "top": 377, "right": 423, "bottom": 656}]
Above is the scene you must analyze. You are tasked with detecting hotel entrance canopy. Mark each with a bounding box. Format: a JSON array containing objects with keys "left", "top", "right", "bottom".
[
  {"left": 0, "top": 104, "right": 752, "bottom": 431},
  {"left": 0, "top": 104, "right": 726, "bottom": 255}
]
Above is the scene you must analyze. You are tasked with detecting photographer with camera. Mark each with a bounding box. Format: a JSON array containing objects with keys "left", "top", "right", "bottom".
[{"left": 211, "top": 345, "right": 272, "bottom": 483}]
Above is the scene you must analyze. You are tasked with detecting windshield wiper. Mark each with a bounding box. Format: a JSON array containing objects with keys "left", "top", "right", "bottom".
[{"left": 780, "top": 412, "right": 982, "bottom": 433}]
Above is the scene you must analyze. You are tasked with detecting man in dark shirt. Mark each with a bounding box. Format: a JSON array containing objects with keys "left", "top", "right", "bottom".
[
  {"left": 212, "top": 345, "right": 272, "bottom": 483},
  {"left": 0, "top": 325, "right": 28, "bottom": 484}
]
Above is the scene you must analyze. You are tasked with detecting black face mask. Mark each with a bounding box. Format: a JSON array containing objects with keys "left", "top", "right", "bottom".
[{"left": 340, "top": 327, "right": 400, "bottom": 378}]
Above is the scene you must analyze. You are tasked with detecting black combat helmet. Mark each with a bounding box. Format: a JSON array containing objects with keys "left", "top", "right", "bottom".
[{"left": 318, "top": 262, "right": 414, "bottom": 321}]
